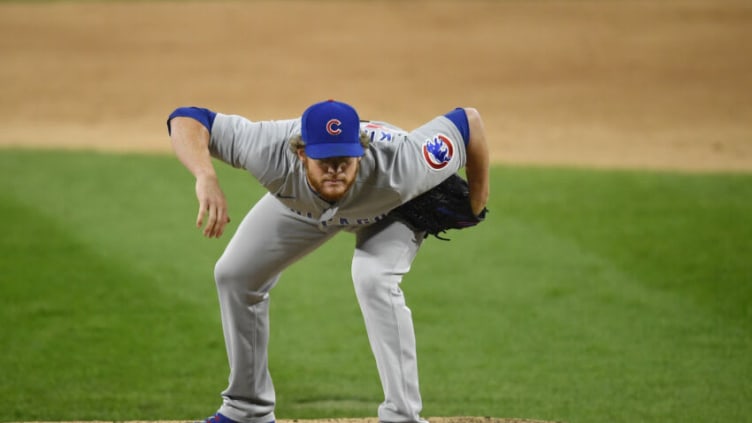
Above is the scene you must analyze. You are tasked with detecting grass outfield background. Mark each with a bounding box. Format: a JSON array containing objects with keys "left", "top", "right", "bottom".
[{"left": 0, "top": 150, "right": 750, "bottom": 423}]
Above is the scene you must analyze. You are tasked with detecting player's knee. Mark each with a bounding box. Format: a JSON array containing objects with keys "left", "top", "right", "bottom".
[
  {"left": 352, "top": 273, "right": 376, "bottom": 297},
  {"left": 352, "top": 259, "right": 401, "bottom": 298},
  {"left": 214, "top": 258, "right": 239, "bottom": 289},
  {"left": 214, "top": 257, "right": 251, "bottom": 290},
  {"left": 214, "top": 256, "right": 275, "bottom": 302}
]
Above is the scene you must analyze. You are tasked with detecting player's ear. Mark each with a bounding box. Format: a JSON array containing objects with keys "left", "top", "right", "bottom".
[{"left": 296, "top": 148, "right": 307, "bottom": 161}]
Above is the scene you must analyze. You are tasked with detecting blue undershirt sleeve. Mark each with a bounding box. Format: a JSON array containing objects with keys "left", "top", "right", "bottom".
[
  {"left": 443, "top": 107, "right": 470, "bottom": 146},
  {"left": 166, "top": 107, "right": 217, "bottom": 135}
]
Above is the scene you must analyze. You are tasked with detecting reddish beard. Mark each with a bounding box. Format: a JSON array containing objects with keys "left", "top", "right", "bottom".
[
  {"left": 311, "top": 176, "right": 352, "bottom": 202},
  {"left": 301, "top": 154, "right": 361, "bottom": 202}
]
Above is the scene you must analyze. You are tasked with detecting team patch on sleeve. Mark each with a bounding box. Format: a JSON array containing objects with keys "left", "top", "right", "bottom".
[{"left": 422, "top": 133, "right": 455, "bottom": 170}]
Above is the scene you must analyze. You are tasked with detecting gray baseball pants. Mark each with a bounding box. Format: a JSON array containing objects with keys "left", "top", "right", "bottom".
[{"left": 213, "top": 193, "right": 427, "bottom": 423}]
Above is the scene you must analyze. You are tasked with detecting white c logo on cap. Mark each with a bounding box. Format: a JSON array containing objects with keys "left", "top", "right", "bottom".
[{"left": 326, "top": 119, "right": 342, "bottom": 135}]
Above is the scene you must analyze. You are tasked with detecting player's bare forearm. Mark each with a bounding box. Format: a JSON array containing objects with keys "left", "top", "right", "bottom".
[
  {"left": 169, "top": 117, "right": 216, "bottom": 180},
  {"left": 169, "top": 116, "right": 230, "bottom": 238},
  {"left": 463, "top": 108, "right": 490, "bottom": 216}
]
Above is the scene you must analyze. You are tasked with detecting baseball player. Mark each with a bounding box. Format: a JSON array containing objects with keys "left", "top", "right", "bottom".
[{"left": 166, "top": 99, "right": 490, "bottom": 423}]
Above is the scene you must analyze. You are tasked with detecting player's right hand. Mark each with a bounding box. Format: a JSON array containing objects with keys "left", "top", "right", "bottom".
[{"left": 195, "top": 175, "right": 231, "bottom": 238}]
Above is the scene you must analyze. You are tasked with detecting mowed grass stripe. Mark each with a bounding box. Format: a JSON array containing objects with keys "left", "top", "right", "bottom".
[
  {"left": 0, "top": 194, "right": 226, "bottom": 419},
  {"left": 0, "top": 149, "right": 750, "bottom": 423},
  {"left": 406, "top": 205, "right": 750, "bottom": 422},
  {"left": 496, "top": 167, "right": 752, "bottom": 324}
]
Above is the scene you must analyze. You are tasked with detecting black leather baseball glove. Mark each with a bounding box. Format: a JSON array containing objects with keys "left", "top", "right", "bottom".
[{"left": 389, "top": 174, "right": 488, "bottom": 240}]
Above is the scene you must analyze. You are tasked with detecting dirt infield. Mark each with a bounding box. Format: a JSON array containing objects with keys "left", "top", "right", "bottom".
[{"left": 1, "top": 0, "right": 751, "bottom": 172}]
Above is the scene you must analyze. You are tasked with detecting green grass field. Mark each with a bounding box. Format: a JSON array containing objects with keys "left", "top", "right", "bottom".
[{"left": 0, "top": 149, "right": 750, "bottom": 423}]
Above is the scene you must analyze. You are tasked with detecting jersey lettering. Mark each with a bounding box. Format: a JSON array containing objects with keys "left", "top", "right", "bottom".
[
  {"left": 290, "top": 208, "right": 314, "bottom": 219},
  {"left": 356, "top": 216, "right": 385, "bottom": 225},
  {"left": 290, "top": 207, "right": 388, "bottom": 228}
]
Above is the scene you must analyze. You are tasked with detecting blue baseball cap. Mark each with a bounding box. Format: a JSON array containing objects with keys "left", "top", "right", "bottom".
[{"left": 301, "top": 100, "right": 364, "bottom": 159}]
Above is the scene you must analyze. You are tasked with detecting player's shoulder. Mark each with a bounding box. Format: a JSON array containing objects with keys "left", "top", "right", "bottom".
[
  {"left": 217, "top": 113, "right": 299, "bottom": 126},
  {"left": 360, "top": 119, "right": 406, "bottom": 132},
  {"left": 215, "top": 114, "right": 300, "bottom": 134},
  {"left": 360, "top": 120, "right": 408, "bottom": 147}
]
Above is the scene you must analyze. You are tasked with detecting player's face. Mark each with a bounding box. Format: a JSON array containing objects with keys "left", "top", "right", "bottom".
[{"left": 299, "top": 151, "right": 361, "bottom": 202}]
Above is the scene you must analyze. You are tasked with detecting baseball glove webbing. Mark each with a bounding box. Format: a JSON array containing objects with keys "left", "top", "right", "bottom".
[{"left": 388, "top": 174, "right": 488, "bottom": 240}]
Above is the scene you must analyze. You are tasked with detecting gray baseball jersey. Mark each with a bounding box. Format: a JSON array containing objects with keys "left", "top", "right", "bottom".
[
  {"left": 178, "top": 108, "right": 469, "bottom": 423},
  {"left": 209, "top": 113, "right": 467, "bottom": 231}
]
